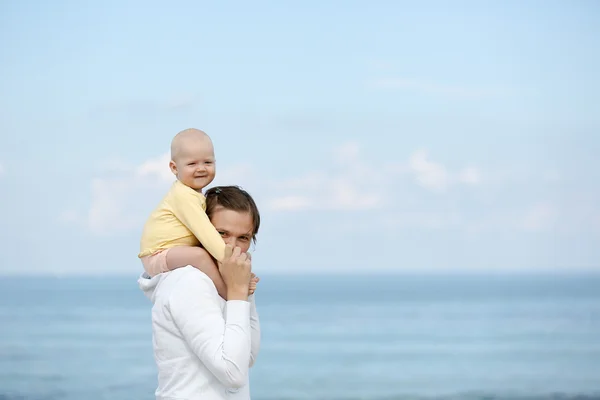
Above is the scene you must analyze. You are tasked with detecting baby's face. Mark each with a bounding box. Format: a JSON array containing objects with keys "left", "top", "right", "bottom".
[{"left": 170, "top": 137, "right": 216, "bottom": 191}]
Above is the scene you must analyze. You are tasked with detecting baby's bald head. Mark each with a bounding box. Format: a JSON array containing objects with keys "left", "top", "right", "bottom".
[
  {"left": 170, "top": 128, "right": 213, "bottom": 162},
  {"left": 169, "top": 128, "right": 217, "bottom": 190}
]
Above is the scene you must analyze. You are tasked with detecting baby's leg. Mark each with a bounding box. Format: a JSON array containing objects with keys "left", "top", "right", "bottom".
[{"left": 166, "top": 246, "right": 227, "bottom": 299}]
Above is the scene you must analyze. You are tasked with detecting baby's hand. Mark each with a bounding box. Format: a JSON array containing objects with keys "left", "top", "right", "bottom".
[{"left": 248, "top": 273, "right": 260, "bottom": 295}]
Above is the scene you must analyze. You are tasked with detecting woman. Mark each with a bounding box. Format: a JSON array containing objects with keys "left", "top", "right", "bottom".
[{"left": 138, "top": 185, "right": 261, "bottom": 400}]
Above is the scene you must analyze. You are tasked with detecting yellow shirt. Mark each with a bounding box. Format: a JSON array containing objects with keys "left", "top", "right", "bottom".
[{"left": 138, "top": 180, "right": 226, "bottom": 261}]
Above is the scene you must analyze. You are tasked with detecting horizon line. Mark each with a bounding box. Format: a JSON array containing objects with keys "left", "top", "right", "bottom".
[{"left": 1, "top": 268, "right": 599, "bottom": 278}]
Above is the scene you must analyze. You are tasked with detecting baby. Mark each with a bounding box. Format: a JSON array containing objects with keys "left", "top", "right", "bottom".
[{"left": 138, "top": 128, "right": 256, "bottom": 298}]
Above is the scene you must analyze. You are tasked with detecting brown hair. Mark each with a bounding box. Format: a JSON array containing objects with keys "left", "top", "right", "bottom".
[{"left": 205, "top": 186, "right": 261, "bottom": 243}]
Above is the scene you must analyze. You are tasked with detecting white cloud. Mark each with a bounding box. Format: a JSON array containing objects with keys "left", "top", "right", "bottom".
[
  {"left": 268, "top": 141, "right": 386, "bottom": 211},
  {"left": 136, "top": 153, "right": 172, "bottom": 181},
  {"left": 407, "top": 150, "right": 481, "bottom": 193},
  {"left": 522, "top": 203, "right": 558, "bottom": 232},
  {"left": 78, "top": 152, "right": 178, "bottom": 235},
  {"left": 63, "top": 152, "right": 256, "bottom": 235},
  {"left": 66, "top": 144, "right": 587, "bottom": 239},
  {"left": 268, "top": 145, "right": 480, "bottom": 211},
  {"left": 408, "top": 150, "right": 450, "bottom": 192},
  {"left": 459, "top": 201, "right": 597, "bottom": 236},
  {"left": 333, "top": 141, "right": 360, "bottom": 163},
  {"left": 68, "top": 142, "right": 485, "bottom": 235},
  {"left": 458, "top": 166, "right": 482, "bottom": 185}
]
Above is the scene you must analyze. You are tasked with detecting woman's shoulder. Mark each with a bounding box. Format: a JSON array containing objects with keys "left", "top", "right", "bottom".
[
  {"left": 169, "top": 265, "right": 213, "bottom": 284},
  {"left": 161, "top": 267, "right": 222, "bottom": 314},
  {"left": 163, "top": 266, "right": 220, "bottom": 297}
]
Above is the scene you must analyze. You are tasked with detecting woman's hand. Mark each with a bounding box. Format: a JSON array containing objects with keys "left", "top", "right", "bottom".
[{"left": 218, "top": 244, "right": 252, "bottom": 301}]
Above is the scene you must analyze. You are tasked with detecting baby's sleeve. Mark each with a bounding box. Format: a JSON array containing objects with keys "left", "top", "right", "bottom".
[{"left": 170, "top": 192, "right": 226, "bottom": 262}]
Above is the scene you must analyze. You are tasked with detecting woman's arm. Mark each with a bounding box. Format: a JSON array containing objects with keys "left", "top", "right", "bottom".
[
  {"left": 168, "top": 270, "right": 251, "bottom": 389},
  {"left": 248, "top": 294, "right": 261, "bottom": 367}
]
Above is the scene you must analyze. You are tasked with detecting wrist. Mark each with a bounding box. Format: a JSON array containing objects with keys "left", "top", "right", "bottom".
[{"left": 227, "top": 285, "right": 249, "bottom": 301}]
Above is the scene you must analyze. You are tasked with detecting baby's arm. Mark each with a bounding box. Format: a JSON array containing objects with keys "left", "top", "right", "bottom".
[
  {"left": 171, "top": 193, "right": 226, "bottom": 262},
  {"left": 166, "top": 246, "right": 228, "bottom": 299}
]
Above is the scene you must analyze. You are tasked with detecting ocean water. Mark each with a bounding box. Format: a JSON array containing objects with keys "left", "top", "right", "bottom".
[{"left": 0, "top": 273, "right": 599, "bottom": 400}]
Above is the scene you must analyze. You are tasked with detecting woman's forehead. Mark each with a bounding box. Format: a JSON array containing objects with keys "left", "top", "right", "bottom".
[{"left": 210, "top": 208, "right": 253, "bottom": 233}]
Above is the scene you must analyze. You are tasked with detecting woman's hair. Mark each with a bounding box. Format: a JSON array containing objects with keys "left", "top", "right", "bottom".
[{"left": 205, "top": 186, "right": 261, "bottom": 242}]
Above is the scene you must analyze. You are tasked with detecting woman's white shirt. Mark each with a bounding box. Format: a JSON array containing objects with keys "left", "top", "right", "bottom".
[{"left": 138, "top": 266, "right": 260, "bottom": 400}]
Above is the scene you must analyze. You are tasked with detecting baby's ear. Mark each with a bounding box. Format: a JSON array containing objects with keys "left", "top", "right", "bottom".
[{"left": 168, "top": 160, "right": 178, "bottom": 175}]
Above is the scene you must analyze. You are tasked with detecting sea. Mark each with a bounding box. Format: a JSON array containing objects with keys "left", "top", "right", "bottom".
[{"left": 0, "top": 273, "right": 599, "bottom": 400}]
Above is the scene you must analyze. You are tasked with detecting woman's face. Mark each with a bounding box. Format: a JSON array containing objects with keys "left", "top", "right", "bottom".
[{"left": 210, "top": 206, "right": 255, "bottom": 253}]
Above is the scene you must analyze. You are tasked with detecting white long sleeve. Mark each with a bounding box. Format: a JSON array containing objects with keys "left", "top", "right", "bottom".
[
  {"left": 248, "top": 294, "right": 261, "bottom": 367},
  {"left": 168, "top": 271, "right": 252, "bottom": 389}
]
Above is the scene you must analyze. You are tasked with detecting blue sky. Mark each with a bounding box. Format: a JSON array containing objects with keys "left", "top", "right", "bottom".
[{"left": 0, "top": 0, "right": 598, "bottom": 275}]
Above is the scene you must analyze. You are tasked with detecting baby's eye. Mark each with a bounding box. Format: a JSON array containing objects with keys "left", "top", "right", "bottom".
[
  {"left": 205, "top": 161, "right": 213, "bottom": 165},
  {"left": 188, "top": 162, "right": 196, "bottom": 166}
]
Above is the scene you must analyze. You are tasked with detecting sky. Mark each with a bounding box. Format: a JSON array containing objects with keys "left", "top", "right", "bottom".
[{"left": 0, "top": 0, "right": 599, "bottom": 275}]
